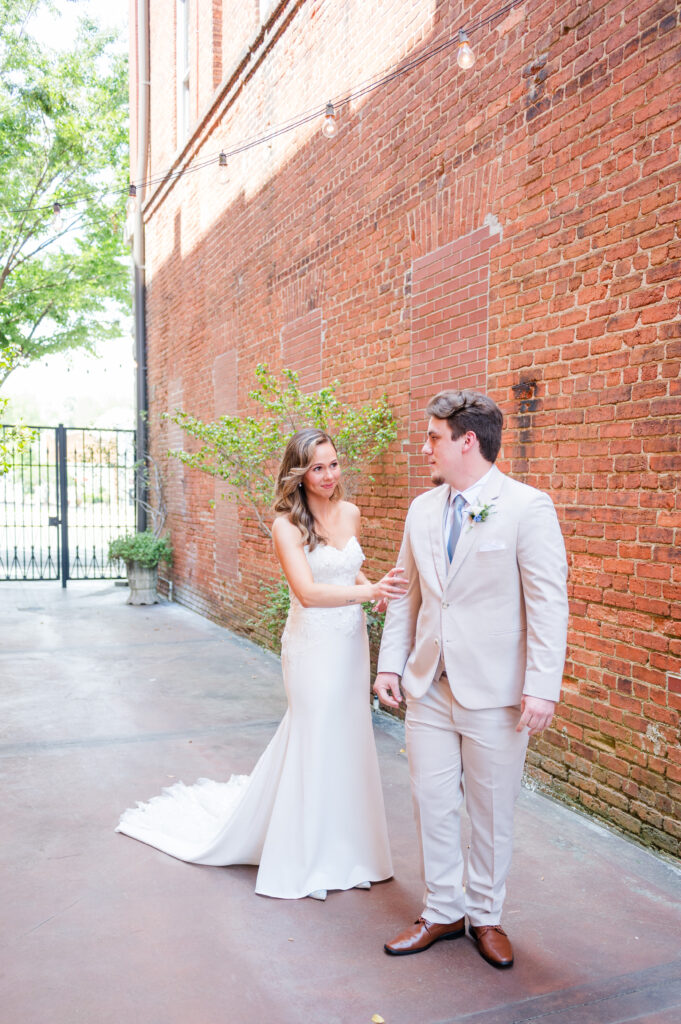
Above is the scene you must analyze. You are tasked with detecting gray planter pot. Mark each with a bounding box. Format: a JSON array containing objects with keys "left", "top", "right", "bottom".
[{"left": 125, "top": 561, "right": 159, "bottom": 605}]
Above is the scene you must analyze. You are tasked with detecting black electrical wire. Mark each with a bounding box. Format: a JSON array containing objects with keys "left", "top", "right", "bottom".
[{"left": 5, "top": 0, "right": 525, "bottom": 217}]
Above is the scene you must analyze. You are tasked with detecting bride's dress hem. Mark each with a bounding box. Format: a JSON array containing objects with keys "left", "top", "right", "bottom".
[
  {"left": 115, "top": 817, "right": 393, "bottom": 900},
  {"left": 255, "top": 870, "right": 394, "bottom": 901}
]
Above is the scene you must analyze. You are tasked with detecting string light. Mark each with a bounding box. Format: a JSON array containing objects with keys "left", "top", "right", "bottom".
[
  {"left": 6, "top": 0, "right": 522, "bottom": 217},
  {"left": 457, "top": 30, "right": 475, "bottom": 69},
  {"left": 126, "top": 184, "right": 137, "bottom": 219},
  {"left": 321, "top": 101, "right": 337, "bottom": 139}
]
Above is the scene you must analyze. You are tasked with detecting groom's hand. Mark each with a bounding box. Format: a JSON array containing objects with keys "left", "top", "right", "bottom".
[
  {"left": 517, "top": 695, "right": 555, "bottom": 736},
  {"left": 373, "top": 672, "right": 403, "bottom": 709}
]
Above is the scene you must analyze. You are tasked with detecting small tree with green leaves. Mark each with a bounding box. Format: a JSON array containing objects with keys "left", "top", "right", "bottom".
[
  {"left": 0, "top": 0, "right": 130, "bottom": 380},
  {"left": 0, "top": 346, "right": 34, "bottom": 474},
  {"left": 168, "top": 364, "right": 398, "bottom": 537}
]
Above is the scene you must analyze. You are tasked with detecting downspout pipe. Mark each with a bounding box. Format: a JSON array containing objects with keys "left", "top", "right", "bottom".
[{"left": 133, "top": 0, "right": 149, "bottom": 533}]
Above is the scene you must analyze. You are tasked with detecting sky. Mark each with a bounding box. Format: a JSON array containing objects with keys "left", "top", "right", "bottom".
[
  {"left": 32, "top": 0, "right": 128, "bottom": 49},
  {"left": 3, "top": 0, "right": 133, "bottom": 431}
]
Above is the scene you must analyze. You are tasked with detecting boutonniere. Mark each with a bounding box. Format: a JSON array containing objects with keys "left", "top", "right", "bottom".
[{"left": 466, "top": 502, "right": 496, "bottom": 529}]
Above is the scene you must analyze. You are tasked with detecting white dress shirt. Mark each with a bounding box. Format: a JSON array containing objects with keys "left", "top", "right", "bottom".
[{"left": 443, "top": 465, "right": 495, "bottom": 544}]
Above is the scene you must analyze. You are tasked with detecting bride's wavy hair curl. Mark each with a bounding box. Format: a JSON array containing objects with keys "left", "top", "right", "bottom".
[{"left": 274, "top": 428, "right": 344, "bottom": 550}]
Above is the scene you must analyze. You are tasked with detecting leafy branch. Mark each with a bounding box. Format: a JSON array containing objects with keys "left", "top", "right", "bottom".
[
  {"left": 0, "top": 345, "right": 35, "bottom": 473},
  {"left": 167, "top": 364, "right": 398, "bottom": 537}
]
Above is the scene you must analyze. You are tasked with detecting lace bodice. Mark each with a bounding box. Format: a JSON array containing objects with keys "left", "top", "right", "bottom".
[
  {"left": 282, "top": 536, "right": 366, "bottom": 655},
  {"left": 303, "top": 535, "right": 365, "bottom": 585}
]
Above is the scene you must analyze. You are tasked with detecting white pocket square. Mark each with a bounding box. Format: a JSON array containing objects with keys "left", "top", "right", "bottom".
[{"left": 479, "top": 540, "right": 507, "bottom": 552}]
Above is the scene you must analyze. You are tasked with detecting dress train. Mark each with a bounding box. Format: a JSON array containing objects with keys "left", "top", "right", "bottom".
[{"left": 116, "top": 537, "right": 393, "bottom": 898}]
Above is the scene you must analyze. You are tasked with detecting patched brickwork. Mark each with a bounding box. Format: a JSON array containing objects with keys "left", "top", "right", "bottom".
[
  {"left": 130, "top": 0, "right": 681, "bottom": 856},
  {"left": 281, "top": 309, "right": 323, "bottom": 390},
  {"left": 409, "top": 225, "right": 496, "bottom": 493}
]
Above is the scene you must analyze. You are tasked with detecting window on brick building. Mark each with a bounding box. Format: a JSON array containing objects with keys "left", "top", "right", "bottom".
[{"left": 176, "top": 0, "right": 190, "bottom": 145}]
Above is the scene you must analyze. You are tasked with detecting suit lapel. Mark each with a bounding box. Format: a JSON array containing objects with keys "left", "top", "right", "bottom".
[
  {"left": 445, "top": 466, "right": 505, "bottom": 585},
  {"left": 428, "top": 485, "right": 450, "bottom": 591}
]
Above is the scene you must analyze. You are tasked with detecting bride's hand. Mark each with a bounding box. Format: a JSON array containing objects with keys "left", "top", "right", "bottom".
[{"left": 371, "top": 567, "right": 408, "bottom": 603}]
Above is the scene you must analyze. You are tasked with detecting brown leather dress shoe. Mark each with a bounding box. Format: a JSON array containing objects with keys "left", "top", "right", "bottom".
[
  {"left": 468, "top": 924, "right": 514, "bottom": 968},
  {"left": 384, "top": 916, "right": 465, "bottom": 956}
]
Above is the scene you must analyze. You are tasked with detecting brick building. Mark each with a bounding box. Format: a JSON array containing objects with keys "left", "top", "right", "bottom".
[{"left": 128, "top": 0, "right": 681, "bottom": 856}]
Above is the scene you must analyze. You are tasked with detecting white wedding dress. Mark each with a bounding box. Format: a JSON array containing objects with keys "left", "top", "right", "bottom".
[{"left": 116, "top": 536, "right": 393, "bottom": 898}]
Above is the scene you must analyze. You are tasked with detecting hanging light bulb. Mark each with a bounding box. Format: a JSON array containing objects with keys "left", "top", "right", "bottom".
[
  {"left": 126, "top": 184, "right": 137, "bottom": 219},
  {"left": 457, "top": 30, "right": 475, "bottom": 69},
  {"left": 321, "top": 101, "right": 337, "bottom": 139},
  {"left": 219, "top": 151, "right": 227, "bottom": 166},
  {"left": 51, "top": 201, "right": 63, "bottom": 230}
]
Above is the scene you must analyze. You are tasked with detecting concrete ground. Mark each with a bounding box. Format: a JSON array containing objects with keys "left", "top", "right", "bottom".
[{"left": 2, "top": 581, "right": 680, "bottom": 1024}]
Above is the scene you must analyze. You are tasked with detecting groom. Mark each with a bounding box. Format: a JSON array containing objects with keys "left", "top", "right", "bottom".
[{"left": 374, "top": 389, "right": 568, "bottom": 969}]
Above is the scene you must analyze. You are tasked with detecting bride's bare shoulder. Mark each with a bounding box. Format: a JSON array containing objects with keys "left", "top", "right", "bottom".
[
  {"left": 272, "top": 514, "right": 296, "bottom": 532},
  {"left": 338, "top": 500, "right": 361, "bottom": 526},
  {"left": 272, "top": 515, "right": 302, "bottom": 544}
]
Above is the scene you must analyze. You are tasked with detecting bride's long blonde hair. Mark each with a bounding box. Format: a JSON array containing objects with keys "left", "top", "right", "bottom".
[{"left": 274, "top": 428, "right": 344, "bottom": 550}]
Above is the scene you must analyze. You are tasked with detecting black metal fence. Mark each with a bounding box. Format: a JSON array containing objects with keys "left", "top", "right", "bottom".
[{"left": 0, "top": 424, "right": 137, "bottom": 585}]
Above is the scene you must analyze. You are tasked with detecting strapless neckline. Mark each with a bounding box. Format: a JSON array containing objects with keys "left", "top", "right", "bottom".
[{"left": 306, "top": 536, "right": 361, "bottom": 555}]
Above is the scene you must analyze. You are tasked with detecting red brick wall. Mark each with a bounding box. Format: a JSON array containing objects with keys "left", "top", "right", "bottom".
[
  {"left": 133, "top": 0, "right": 681, "bottom": 856},
  {"left": 212, "top": 348, "right": 239, "bottom": 583},
  {"left": 219, "top": 1, "right": 259, "bottom": 94},
  {"left": 146, "top": 1, "right": 179, "bottom": 173},
  {"left": 409, "top": 224, "right": 497, "bottom": 492},
  {"left": 281, "top": 309, "right": 323, "bottom": 390}
]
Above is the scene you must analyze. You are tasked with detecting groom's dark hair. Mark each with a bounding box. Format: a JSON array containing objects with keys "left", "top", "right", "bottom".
[{"left": 426, "top": 390, "right": 503, "bottom": 463}]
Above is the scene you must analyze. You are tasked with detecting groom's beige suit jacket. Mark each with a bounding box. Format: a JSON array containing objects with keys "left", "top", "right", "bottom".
[{"left": 377, "top": 465, "right": 569, "bottom": 708}]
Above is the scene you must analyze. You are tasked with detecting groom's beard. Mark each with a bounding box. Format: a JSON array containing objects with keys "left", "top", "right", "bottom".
[{"left": 432, "top": 473, "right": 444, "bottom": 486}]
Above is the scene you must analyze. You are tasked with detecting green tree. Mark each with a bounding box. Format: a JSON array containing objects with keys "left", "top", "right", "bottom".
[
  {"left": 169, "top": 364, "right": 398, "bottom": 537},
  {"left": 0, "top": 346, "right": 34, "bottom": 473},
  {"left": 0, "top": 0, "right": 129, "bottom": 382}
]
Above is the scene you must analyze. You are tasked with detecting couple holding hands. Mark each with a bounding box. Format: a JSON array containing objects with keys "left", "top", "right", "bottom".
[{"left": 117, "top": 388, "right": 568, "bottom": 970}]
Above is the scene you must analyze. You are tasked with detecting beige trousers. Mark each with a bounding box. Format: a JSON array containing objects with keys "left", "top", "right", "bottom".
[{"left": 405, "top": 674, "right": 529, "bottom": 927}]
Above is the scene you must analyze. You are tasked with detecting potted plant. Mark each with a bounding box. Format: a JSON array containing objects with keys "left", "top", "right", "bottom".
[
  {"left": 108, "top": 455, "right": 172, "bottom": 604},
  {"left": 108, "top": 530, "right": 173, "bottom": 605}
]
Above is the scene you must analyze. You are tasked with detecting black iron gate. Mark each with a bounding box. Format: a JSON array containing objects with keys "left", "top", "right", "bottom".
[{"left": 0, "top": 423, "right": 137, "bottom": 585}]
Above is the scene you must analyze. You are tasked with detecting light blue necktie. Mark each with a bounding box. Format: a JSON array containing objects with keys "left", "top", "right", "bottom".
[{"left": 446, "top": 493, "right": 466, "bottom": 563}]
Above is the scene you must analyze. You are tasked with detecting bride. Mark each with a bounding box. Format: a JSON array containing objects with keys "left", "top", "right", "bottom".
[{"left": 116, "top": 428, "right": 407, "bottom": 900}]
